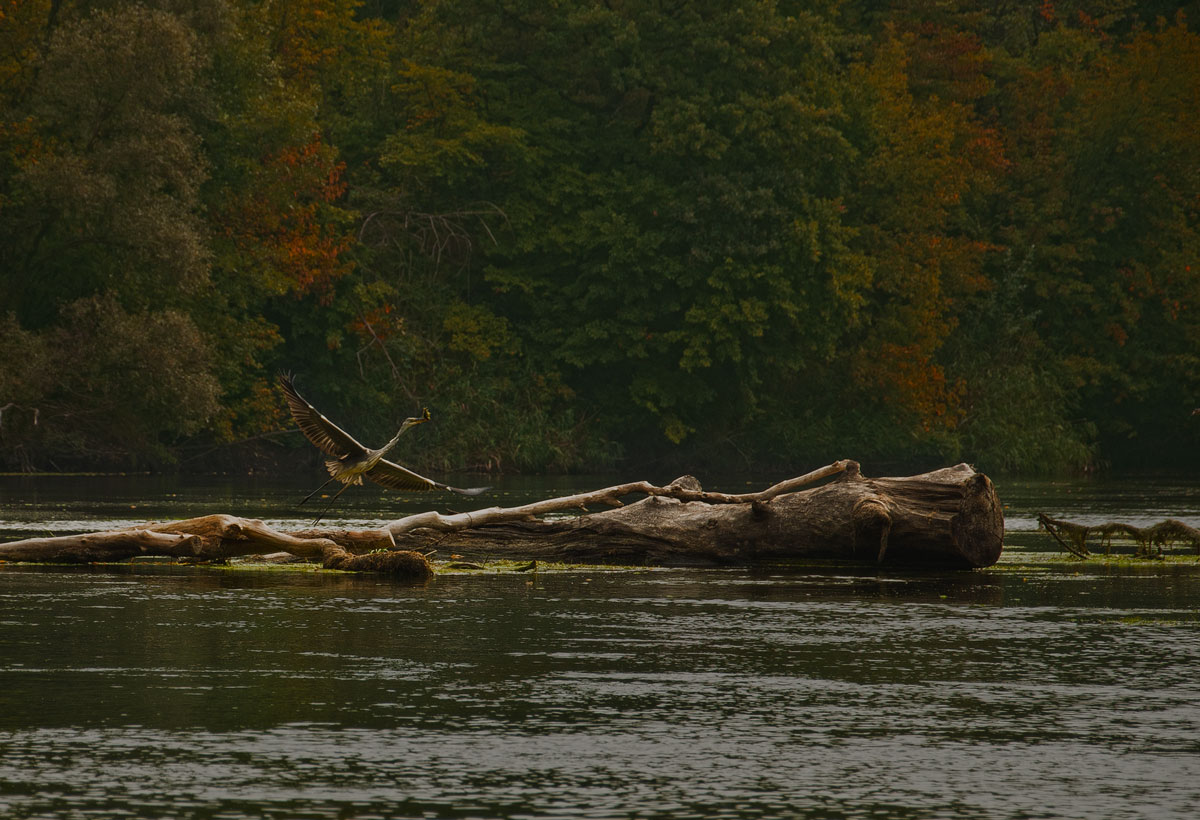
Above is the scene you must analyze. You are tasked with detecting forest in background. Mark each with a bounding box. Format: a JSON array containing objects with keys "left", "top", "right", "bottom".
[{"left": 1, "top": 0, "right": 1198, "bottom": 476}]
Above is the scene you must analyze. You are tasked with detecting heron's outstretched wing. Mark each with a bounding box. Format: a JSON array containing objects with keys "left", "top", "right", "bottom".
[
  {"left": 278, "top": 373, "right": 368, "bottom": 459},
  {"left": 366, "top": 458, "right": 490, "bottom": 496}
]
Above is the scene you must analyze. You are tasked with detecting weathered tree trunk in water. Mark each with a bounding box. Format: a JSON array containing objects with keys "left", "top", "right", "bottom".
[
  {"left": 386, "top": 461, "right": 1004, "bottom": 568},
  {"left": 0, "top": 514, "right": 431, "bottom": 578},
  {"left": 0, "top": 461, "right": 1004, "bottom": 572}
]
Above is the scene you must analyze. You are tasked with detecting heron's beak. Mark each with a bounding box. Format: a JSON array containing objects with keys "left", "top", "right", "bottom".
[{"left": 401, "top": 409, "right": 431, "bottom": 432}]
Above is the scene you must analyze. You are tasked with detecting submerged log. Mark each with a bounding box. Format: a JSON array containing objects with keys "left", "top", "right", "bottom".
[
  {"left": 1039, "top": 514, "right": 1200, "bottom": 558},
  {"left": 0, "top": 461, "right": 1004, "bottom": 572}
]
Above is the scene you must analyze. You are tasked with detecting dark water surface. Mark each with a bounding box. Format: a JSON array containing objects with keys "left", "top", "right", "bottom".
[{"left": 1, "top": 472, "right": 1199, "bottom": 819}]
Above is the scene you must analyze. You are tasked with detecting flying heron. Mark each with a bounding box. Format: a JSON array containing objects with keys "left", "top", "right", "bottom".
[{"left": 279, "top": 374, "right": 488, "bottom": 524}]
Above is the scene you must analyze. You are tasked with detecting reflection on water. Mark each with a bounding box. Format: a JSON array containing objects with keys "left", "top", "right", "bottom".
[
  {"left": 2, "top": 563, "right": 1200, "bottom": 819},
  {"left": 2, "top": 472, "right": 1200, "bottom": 818}
]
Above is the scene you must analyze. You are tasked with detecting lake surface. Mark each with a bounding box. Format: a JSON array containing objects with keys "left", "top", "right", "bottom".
[{"left": 1, "top": 470, "right": 1199, "bottom": 819}]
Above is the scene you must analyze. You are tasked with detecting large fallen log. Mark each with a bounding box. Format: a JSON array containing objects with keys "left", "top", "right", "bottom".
[
  {"left": 386, "top": 460, "right": 1003, "bottom": 568},
  {"left": 0, "top": 460, "right": 1004, "bottom": 572}
]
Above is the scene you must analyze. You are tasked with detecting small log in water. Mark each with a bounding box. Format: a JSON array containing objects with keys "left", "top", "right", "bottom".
[
  {"left": 0, "top": 461, "right": 1005, "bottom": 573},
  {"left": 1038, "top": 514, "right": 1200, "bottom": 558},
  {"left": 0, "top": 514, "right": 428, "bottom": 578}
]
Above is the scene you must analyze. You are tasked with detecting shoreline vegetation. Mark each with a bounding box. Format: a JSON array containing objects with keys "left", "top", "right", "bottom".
[{"left": 2, "top": 2, "right": 1199, "bottom": 478}]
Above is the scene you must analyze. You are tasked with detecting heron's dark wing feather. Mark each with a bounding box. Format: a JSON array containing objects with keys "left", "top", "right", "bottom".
[
  {"left": 278, "top": 374, "right": 367, "bottom": 459},
  {"left": 366, "top": 458, "right": 490, "bottom": 496},
  {"left": 364, "top": 459, "right": 438, "bottom": 492}
]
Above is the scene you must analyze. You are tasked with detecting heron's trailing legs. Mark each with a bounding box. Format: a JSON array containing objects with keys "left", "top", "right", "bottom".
[
  {"left": 310, "top": 483, "right": 352, "bottom": 526},
  {"left": 298, "top": 476, "right": 339, "bottom": 507}
]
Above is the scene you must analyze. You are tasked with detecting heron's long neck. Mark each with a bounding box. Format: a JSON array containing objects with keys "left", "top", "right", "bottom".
[
  {"left": 378, "top": 422, "right": 417, "bottom": 457},
  {"left": 379, "top": 429, "right": 407, "bottom": 456}
]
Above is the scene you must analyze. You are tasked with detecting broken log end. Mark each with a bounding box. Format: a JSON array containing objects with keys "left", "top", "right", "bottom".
[{"left": 950, "top": 472, "right": 1005, "bottom": 567}]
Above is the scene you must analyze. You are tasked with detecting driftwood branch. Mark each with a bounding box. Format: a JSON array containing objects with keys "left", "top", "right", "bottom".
[
  {"left": 0, "top": 515, "right": 432, "bottom": 579},
  {"left": 383, "top": 460, "right": 853, "bottom": 538},
  {"left": 1039, "top": 514, "right": 1200, "bottom": 558}
]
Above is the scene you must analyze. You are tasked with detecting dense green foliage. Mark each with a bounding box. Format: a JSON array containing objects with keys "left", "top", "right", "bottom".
[{"left": 2, "top": 0, "right": 1198, "bottom": 474}]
